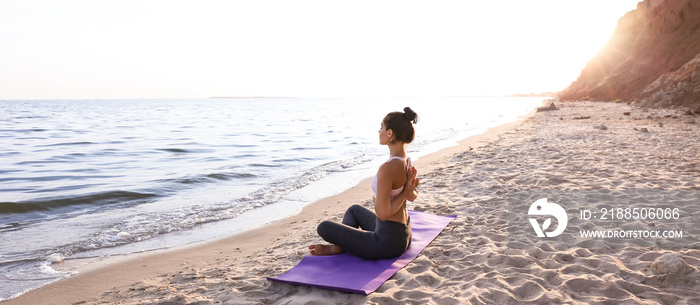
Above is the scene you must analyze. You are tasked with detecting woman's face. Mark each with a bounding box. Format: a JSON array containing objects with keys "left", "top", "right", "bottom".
[{"left": 378, "top": 122, "right": 390, "bottom": 145}]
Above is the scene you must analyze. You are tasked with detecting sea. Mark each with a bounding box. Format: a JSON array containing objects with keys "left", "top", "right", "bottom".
[{"left": 0, "top": 96, "right": 546, "bottom": 300}]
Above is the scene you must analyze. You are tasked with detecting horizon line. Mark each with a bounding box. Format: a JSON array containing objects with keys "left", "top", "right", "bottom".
[{"left": 0, "top": 93, "right": 558, "bottom": 102}]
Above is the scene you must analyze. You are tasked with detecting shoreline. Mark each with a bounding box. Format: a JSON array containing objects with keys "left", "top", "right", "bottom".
[{"left": 3, "top": 105, "right": 535, "bottom": 305}]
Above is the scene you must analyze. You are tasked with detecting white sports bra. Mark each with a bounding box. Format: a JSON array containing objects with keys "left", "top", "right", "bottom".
[{"left": 371, "top": 156, "right": 411, "bottom": 199}]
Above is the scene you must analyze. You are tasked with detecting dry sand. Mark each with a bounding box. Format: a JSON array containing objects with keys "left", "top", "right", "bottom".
[{"left": 5, "top": 101, "right": 700, "bottom": 305}]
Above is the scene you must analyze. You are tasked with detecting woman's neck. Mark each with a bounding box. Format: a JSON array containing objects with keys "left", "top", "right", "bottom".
[{"left": 388, "top": 142, "right": 406, "bottom": 158}]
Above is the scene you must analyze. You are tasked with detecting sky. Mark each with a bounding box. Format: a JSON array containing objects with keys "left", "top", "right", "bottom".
[{"left": 0, "top": 0, "right": 642, "bottom": 100}]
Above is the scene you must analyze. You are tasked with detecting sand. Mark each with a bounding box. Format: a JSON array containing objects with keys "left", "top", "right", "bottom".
[{"left": 5, "top": 101, "right": 700, "bottom": 305}]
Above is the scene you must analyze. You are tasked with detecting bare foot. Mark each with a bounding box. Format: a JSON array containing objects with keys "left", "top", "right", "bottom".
[{"left": 308, "top": 244, "right": 343, "bottom": 256}]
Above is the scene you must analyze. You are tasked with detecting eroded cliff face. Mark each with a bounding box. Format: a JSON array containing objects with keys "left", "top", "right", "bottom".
[{"left": 559, "top": 0, "right": 700, "bottom": 110}]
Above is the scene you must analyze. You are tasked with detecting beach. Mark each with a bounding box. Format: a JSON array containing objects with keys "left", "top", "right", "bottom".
[
  {"left": 0, "top": 97, "right": 542, "bottom": 300},
  {"left": 5, "top": 101, "right": 700, "bottom": 304}
]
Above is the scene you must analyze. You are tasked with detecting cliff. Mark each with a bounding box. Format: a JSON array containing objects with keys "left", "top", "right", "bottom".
[{"left": 559, "top": 0, "right": 700, "bottom": 111}]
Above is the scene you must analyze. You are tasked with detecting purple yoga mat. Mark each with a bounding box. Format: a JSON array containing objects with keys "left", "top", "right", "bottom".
[{"left": 267, "top": 210, "right": 456, "bottom": 294}]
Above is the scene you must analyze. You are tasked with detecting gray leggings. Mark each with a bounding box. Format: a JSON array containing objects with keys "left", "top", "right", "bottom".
[{"left": 317, "top": 204, "right": 412, "bottom": 260}]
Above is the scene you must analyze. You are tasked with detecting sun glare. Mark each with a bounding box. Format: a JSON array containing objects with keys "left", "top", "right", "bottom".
[{"left": 0, "top": 0, "right": 641, "bottom": 99}]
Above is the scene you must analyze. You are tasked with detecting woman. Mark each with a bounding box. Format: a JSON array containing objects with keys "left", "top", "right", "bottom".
[{"left": 308, "top": 107, "right": 420, "bottom": 260}]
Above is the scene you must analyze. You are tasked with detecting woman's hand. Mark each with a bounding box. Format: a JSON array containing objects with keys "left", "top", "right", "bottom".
[{"left": 405, "top": 166, "right": 419, "bottom": 201}]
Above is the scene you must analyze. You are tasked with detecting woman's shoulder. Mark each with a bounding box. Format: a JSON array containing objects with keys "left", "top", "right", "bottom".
[{"left": 378, "top": 158, "right": 406, "bottom": 175}]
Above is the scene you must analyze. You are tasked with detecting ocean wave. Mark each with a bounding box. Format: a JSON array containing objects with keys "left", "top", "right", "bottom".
[
  {"left": 250, "top": 163, "right": 282, "bottom": 168},
  {"left": 45, "top": 154, "right": 375, "bottom": 258},
  {"left": 0, "top": 191, "right": 157, "bottom": 214},
  {"left": 156, "top": 148, "right": 215, "bottom": 154},
  {"left": 157, "top": 148, "right": 190, "bottom": 153},
  {"left": 40, "top": 141, "right": 95, "bottom": 147},
  {"left": 0, "top": 128, "right": 48, "bottom": 133},
  {"left": 161, "top": 172, "right": 257, "bottom": 185},
  {"left": 0, "top": 175, "right": 91, "bottom": 183},
  {"left": 222, "top": 153, "right": 374, "bottom": 209}
]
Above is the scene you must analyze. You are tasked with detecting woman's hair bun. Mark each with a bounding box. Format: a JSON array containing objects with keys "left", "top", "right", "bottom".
[
  {"left": 383, "top": 107, "right": 418, "bottom": 143},
  {"left": 403, "top": 107, "right": 419, "bottom": 124}
]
